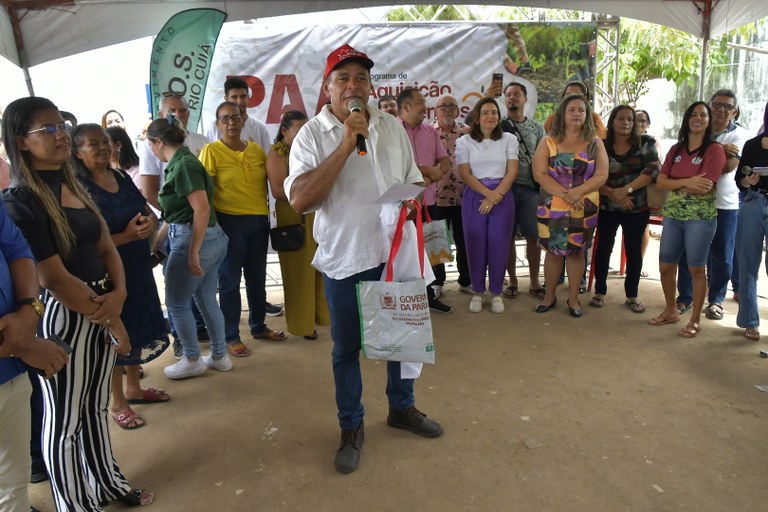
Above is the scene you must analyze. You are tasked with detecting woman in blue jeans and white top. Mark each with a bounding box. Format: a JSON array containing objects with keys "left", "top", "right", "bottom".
[
  {"left": 456, "top": 97, "right": 519, "bottom": 314},
  {"left": 735, "top": 101, "right": 768, "bottom": 342},
  {"left": 146, "top": 116, "right": 231, "bottom": 379},
  {"left": 649, "top": 101, "right": 725, "bottom": 338}
]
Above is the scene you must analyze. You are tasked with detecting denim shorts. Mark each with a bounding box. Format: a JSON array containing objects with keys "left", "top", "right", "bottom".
[
  {"left": 511, "top": 184, "right": 539, "bottom": 239},
  {"left": 659, "top": 217, "right": 717, "bottom": 266}
]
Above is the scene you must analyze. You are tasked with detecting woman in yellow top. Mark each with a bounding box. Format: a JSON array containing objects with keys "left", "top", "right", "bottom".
[
  {"left": 266, "top": 110, "right": 330, "bottom": 339},
  {"left": 199, "top": 101, "right": 286, "bottom": 358}
]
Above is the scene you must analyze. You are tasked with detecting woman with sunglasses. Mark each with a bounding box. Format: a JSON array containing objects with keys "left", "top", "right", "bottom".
[
  {"left": 71, "top": 123, "right": 169, "bottom": 429},
  {"left": 266, "top": 110, "right": 330, "bottom": 339},
  {"left": 148, "top": 114, "right": 231, "bottom": 378},
  {"left": 2, "top": 97, "right": 153, "bottom": 509},
  {"left": 199, "top": 101, "right": 285, "bottom": 358}
]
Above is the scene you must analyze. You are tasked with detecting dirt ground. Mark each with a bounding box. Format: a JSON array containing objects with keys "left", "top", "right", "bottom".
[{"left": 28, "top": 235, "right": 768, "bottom": 512}]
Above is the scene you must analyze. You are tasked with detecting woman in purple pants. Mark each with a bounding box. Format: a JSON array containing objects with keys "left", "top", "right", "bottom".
[{"left": 456, "top": 97, "right": 519, "bottom": 314}]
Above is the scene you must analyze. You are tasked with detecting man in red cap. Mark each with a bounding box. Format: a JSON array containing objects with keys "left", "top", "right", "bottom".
[{"left": 285, "top": 44, "right": 444, "bottom": 474}]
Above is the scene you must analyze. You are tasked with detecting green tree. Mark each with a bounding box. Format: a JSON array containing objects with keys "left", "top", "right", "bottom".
[{"left": 616, "top": 19, "right": 759, "bottom": 105}]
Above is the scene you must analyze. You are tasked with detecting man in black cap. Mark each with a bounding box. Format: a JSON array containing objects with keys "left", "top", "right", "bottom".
[{"left": 285, "top": 44, "right": 444, "bottom": 474}]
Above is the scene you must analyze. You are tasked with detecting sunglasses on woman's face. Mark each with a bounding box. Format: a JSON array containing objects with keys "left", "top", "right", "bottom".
[{"left": 25, "top": 121, "right": 73, "bottom": 136}]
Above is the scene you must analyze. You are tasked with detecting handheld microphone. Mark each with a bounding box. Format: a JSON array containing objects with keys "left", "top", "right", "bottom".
[
  {"left": 740, "top": 166, "right": 753, "bottom": 176},
  {"left": 348, "top": 100, "right": 367, "bottom": 156}
]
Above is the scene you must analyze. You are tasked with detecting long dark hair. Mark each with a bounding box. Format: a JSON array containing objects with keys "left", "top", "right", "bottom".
[
  {"left": 673, "top": 101, "right": 714, "bottom": 160},
  {"left": 605, "top": 105, "right": 640, "bottom": 151},
  {"left": 274, "top": 110, "right": 308, "bottom": 144},
  {"left": 2, "top": 97, "right": 106, "bottom": 257},
  {"left": 467, "top": 98, "right": 503, "bottom": 143},
  {"left": 106, "top": 126, "right": 140, "bottom": 170}
]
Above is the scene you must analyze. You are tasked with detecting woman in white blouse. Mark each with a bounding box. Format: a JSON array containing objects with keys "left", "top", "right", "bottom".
[{"left": 456, "top": 97, "right": 519, "bottom": 314}]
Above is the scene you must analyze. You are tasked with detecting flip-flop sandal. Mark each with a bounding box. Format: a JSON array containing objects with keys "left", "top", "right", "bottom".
[
  {"left": 705, "top": 303, "right": 724, "bottom": 320},
  {"left": 648, "top": 314, "right": 681, "bottom": 326},
  {"left": 503, "top": 285, "right": 518, "bottom": 298},
  {"left": 111, "top": 409, "right": 145, "bottom": 430},
  {"left": 624, "top": 300, "right": 646, "bottom": 314},
  {"left": 640, "top": 270, "right": 649, "bottom": 278},
  {"left": 528, "top": 287, "right": 546, "bottom": 300},
  {"left": 117, "top": 489, "right": 154, "bottom": 507},
  {"left": 252, "top": 329, "right": 287, "bottom": 342},
  {"left": 226, "top": 340, "right": 252, "bottom": 357},
  {"left": 744, "top": 328, "right": 760, "bottom": 341},
  {"left": 303, "top": 330, "right": 319, "bottom": 340},
  {"left": 127, "top": 387, "right": 171, "bottom": 404},
  {"left": 589, "top": 296, "right": 604, "bottom": 308},
  {"left": 676, "top": 301, "right": 692, "bottom": 314},
  {"left": 678, "top": 323, "right": 701, "bottom": 338}
]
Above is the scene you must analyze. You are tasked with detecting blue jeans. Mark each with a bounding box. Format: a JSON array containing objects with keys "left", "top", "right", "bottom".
[
  {"left": 736, "top": 191, "right": 768, "bottom": 329},
  {"left": 216, "top": 212, "right": 269, "bottom": 342},
  {"left": 677, "top": 209, "right": 736, "bottom": 305},
  {"left": 323, "top": 265, "right": 414, "bottom": 430},
  {"left": 166, "top": 223, "right": 228, "bottom": 358}
]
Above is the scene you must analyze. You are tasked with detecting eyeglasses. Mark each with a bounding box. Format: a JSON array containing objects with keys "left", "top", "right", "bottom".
[
  {"left": 437, "top": 105, "right": 458, "bottom": 111},
  {"left": 25, "top": 121, "right": 72, "bottom": 136},
  {"left": 710, "top": 101, "right": 735, "bottom": 112},
  {"left": 218, "top": 114, "right": 243, "bottom": 124},
  {"left": 161, "top": 91, "right": 184, "bottom": 98}
]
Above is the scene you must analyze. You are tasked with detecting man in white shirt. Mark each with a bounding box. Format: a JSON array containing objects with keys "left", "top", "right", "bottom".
[
  {"left": 676, "top": 89, "right": 751, "bottom": 319},
  {"left": 203, "top": 77, "right": 271, "bottom": 150},
  {"left": 286, "top": 44, "right": 444, "bottom": 475}
]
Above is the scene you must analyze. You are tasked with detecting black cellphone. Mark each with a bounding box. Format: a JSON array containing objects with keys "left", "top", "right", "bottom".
[
  {"left": 491, "top": 73, "right": 504, "bottom": 96},
  {"left": 30, "top": 334, "right": 72, "bottom": 377}
]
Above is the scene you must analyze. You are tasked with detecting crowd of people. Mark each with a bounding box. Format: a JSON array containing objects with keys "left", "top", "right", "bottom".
[{"left": 1, "top": 40, "right": 767, "bottom": 511}]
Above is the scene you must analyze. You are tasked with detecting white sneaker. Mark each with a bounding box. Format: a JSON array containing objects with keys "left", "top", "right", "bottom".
[
  {"left": 458, "top": 285, "right": 474, "bottom": 295},
  {"left": 431, "top": 285, "right": 443, "bottom": 299},
  {"left": 202, "top": 353, "right": 233, "bottom": 372},
  {"left": 469, "top": 295, "right": 483, "bottom": 313},
  {"left": 164, "top": 357, "right": 206, "bottom": 380},
  {"left": 491, "top": 296, "right": 505, "bottom": 314}
]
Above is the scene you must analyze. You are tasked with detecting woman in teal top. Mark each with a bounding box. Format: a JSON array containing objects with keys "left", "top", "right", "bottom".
[{"left": 147, "top": 115, "right": 231, "bottom": 380}]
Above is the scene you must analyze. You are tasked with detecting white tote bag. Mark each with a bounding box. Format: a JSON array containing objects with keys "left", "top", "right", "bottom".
[{"left": 357, "top": 200, "right": 435, "bottom": 364}]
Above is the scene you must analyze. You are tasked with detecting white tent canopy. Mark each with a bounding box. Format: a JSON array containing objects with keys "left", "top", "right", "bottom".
[{"left": 2, "top": 0, "right": 767, "bottom": 69}]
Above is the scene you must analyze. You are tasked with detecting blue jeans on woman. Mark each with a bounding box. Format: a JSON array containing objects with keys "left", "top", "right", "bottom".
[
  {"left": 323, "top": 265, "right": 414, "bottom": 431},
  {"left": 677, "top": 208, "right": 738, "bottom": 305},
  {"left": 736, "top": 190, "right": 768, "bottom": 329},
  {"left": 216, "top": 212, "right": 270, "bottom": 342},
  {"left": 165, "top": 223, "right": 229, "bottom": 359}
]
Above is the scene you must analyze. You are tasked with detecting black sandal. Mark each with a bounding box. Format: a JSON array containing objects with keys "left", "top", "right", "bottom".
[{"left": 118, "top": 489, "right": 154, "bottom": 507}]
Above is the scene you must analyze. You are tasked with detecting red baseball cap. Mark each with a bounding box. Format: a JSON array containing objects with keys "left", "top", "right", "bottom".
[{"left": 323, "top": 44, "right": 374, "bottom": 80}]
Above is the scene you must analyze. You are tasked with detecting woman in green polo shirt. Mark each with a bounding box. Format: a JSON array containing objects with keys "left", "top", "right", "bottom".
[{"left": 147, "top": 115, "right": 231, "bottom": 380}]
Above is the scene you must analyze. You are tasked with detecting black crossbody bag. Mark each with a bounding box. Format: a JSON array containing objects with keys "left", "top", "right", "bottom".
[{"left": 270, "top": 215, "right": 305, "bottom": 252}]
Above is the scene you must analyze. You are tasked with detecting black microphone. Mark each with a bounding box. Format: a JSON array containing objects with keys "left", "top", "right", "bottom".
[
  {"left": 740, "top": 165, "right": 753, "bottom": 176},
  {"left": 348, "top": 99, "right": 367, "bottom": 156}
]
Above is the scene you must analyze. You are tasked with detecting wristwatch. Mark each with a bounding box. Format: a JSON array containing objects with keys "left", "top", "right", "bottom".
[
  {"left": 626, "top": 186, "right": 634, "bottom": 194},
  {"left": 17, "top": 297, "right": 44, "bottom": 317}
]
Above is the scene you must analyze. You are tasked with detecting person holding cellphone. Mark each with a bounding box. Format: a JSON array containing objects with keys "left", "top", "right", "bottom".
[{"left": 2, "top": 96, "right": 153, "bottom": 509}]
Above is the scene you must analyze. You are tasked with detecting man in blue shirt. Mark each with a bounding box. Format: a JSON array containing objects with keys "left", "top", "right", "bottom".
[{"left": 0, "top": 202, "right": 68, "bottom": 511}]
